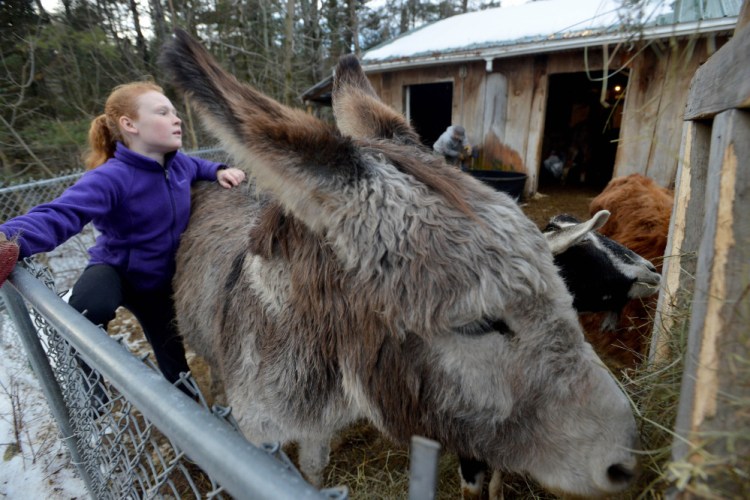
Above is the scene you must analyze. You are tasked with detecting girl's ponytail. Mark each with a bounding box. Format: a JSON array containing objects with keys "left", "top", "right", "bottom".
[{"left": 83, "top": 114, "right": 117, "bottom": 169}]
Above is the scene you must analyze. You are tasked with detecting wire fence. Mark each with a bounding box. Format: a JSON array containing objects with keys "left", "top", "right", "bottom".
[
  {"left": 0, "top": 149, "right": 347, "bottom": 498},
  {"left": 2, "top": 261, "right": 343, "bottom": 499},
  {"left": 0, "top": 151, "right": 443, "bottom": 499}
]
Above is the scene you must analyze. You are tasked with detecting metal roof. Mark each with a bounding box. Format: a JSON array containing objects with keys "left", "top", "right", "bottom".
[{"left": 360, "top": 0, "right": 740, "bottom": 72}]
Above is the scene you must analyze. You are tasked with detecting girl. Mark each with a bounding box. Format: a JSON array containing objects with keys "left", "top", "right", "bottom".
[{"left": 0, "top": 81, "right": 245, "bottom": 389}]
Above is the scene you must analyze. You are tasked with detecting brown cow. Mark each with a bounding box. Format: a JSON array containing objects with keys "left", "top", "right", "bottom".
[{"left": 161, "top": 30, "right": 639, "bottom": 497}]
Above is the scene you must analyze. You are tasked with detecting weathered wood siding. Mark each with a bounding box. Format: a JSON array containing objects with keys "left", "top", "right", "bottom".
[
  {"left": 367, "top": 36, "right": 729, "bottom": 195},
  {"left": 616, "top": 37, "right": 725, "bottom": 187},
  {"left": 368, "top": 62, "right": 487, "bottom": 148}
]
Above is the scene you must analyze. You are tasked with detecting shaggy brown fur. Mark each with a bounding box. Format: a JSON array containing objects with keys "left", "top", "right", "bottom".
[{"left": 581, "top": 174, "right": 674, "bottom": 369}]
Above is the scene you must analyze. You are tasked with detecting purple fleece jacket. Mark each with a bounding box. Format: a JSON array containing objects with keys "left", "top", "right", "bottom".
[{"left": 0, "top": 143, "right": 224, "bottom": 291}]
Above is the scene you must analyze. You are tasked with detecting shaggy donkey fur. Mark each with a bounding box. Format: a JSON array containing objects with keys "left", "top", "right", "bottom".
[
  {"left": 461, "top": 210, "right": 661, "bottom": 498},
  {"left": 161, "top": 30, "right": 639, "bottom": 497}
]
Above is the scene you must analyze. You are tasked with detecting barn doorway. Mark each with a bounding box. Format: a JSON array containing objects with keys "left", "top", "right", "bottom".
[
  {"left": 539, "top": 71, "right": 628, "bottom": 190},
  {"left": 405, "top": 82, "right": 453, "bottom": 148}
]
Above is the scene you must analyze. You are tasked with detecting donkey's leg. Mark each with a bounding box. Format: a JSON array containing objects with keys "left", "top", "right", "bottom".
[
  {"left": 488, "top": 469, "right": 505, "bottom": 500},
  {"left": 459, "top": 457, "right": 487, "bottom": 499}
]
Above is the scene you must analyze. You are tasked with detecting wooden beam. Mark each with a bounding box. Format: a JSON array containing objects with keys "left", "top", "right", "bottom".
[
  {"left": 524, "top": 57, "right": 548, "bottom": 196},
  {"left": 684, "top": 21, "right": 750, "bottom": 120},
  {"left": 671, "top": 109, "right": 750, "bottom": 488},
  {"left": 736, "top": 0, "right": 750, "bottom": 32},
  {"left": 650, "top": 119, "right": 711, "bottom": 364}
]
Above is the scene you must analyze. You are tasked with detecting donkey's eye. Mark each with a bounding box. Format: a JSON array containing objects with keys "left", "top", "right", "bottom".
[
  {"left": 457, "top": 318, "right": 512, "bottom": 337},
  {"left": 489, "top": 319, "right": 511, "bottom": 335}
]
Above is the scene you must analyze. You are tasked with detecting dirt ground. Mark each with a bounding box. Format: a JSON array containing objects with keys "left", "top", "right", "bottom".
[
  {"left": 520, "top": 183, "right": 602, "bottom": 228},
  {"left": 105, "top": 183, "right": 604, "bottom": 498}
]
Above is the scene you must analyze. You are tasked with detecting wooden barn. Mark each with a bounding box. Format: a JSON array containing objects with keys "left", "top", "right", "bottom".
[{"left": 302, "top": 0, "right": 740, "bottom": 196}]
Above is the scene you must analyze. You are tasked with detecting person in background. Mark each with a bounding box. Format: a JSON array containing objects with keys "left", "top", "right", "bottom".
[
  {"left": 433, "top": 125, "right": 472, "bottom": 167},
  {"left": 542, "top": 149, "right": 565, "bottom": 183},
  {"left": 0, "top": 81, "right": 246, "bottom": 394}
]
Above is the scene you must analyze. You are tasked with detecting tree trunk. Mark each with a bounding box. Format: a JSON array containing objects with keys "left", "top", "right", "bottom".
[
  {"left": 283, "top": 0, "right": 295, "bottom": 105},
  {"left": 128, "top": 0, "right": 148, "bottom": 65},
  {"left": 347, "top": 0, "right": 359, "bottom": 55},
  {"left": 150, "top": 0, "right": 168, "bottom": 43}
]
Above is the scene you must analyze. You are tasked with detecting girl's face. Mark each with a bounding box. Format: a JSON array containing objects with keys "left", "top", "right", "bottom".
[{"left": 124, "top": 91, "right": 183, "bottom": 158}]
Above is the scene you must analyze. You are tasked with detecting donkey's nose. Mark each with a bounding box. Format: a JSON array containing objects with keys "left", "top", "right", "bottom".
[{"left": 607, "top": 462, "right": 636, "bottom": 485}]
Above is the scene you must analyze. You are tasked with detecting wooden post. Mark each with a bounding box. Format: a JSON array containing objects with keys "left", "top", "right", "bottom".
[
  {"left": 670, "top": 109, "right": 749, "bottom": 496},
  {"left": 650, "top": 120, "right": 711, "bottom": 363},
  {"left": 654, "top": 2, "right": 750, "bottom": 495}
]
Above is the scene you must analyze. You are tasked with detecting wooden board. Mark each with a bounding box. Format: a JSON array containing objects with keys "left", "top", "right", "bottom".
[
  {"left": 524, "top": 57, "right": 549, "bottom": 195},
  {"left": 615, "top": 45, "right": 668, "bottom": 179},
  {"left": 671, "top": 109, "right": 750, "bottom": 481},
  {"left": 650, "top": 119, "right": 711, "bottom": 363},
  {"left": 684, "top": 24, "right": 750, "bottom": 120}
]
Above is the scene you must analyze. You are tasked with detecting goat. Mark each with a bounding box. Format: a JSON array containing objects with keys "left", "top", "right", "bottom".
[
  {"left": 161, "top": 29, "right": 639, "bottom": 497},
  {"left": 581, "top": 174, "right": 673, "bottom": 369}
]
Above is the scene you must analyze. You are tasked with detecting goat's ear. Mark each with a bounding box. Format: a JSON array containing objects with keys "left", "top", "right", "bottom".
[
  {"left": 544, "top": 210, "right": 611, "bottom": 255},
  {"left": 332, "top": 55, "right": 422, "bottom": 145}
]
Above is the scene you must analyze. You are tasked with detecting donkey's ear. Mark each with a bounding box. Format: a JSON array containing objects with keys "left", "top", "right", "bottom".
[
  {"left": 160, "top": 29, "right": 365, "bottom": 233},
  {"left": 332, "top": 55, "right": 422, "bottom": 146}
]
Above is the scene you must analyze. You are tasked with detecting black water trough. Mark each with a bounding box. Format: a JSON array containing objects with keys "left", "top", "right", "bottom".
[{"left": 465, "top": 170, "right": 528, "bottom": 200}]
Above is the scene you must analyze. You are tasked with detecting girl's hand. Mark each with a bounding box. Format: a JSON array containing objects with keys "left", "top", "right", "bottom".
[
  {"left": 217, "top": 167, "right": 246, "bottom": 188},
  {"left": 0, "top": 233, "right": 19, "bottom": 288}
]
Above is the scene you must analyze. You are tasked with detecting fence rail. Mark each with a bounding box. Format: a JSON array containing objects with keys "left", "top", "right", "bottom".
[
  {"left": 651, "top": 3, "right": 750, "bottom": 496},
  {"left": 0, "top": 148, "right": 347, "bottom": 498},
  {"left": 2, "top": 261, "right": 341, "bottom": 499}
]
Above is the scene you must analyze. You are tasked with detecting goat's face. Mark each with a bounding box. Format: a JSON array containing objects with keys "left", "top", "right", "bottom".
[
  {"left": 161, "top": 31, "right": 638, "bottom": 496},
  {"left": 545, "top": 213, "right": 661, "bottom": 315}
]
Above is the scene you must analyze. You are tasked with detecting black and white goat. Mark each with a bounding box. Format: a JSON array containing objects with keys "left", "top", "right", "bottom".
[{"left": 544, "top": 210, "right": 661, "bottom": 330}]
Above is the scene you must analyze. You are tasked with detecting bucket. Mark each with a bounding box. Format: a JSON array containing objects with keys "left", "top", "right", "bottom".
[{"left": 465, "top": 170, "right": 528, "bottom": 200}]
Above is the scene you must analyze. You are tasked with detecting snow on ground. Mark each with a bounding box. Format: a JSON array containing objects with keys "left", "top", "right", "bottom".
[
  {"left": 363, "top": 0, "right": 674, "bottom": 61},
  {"left": 0, "top": 236, "right": 95, "bottom": 498},
  {"left": 0, "top": 312, "right": 88, "bottom": 498}
]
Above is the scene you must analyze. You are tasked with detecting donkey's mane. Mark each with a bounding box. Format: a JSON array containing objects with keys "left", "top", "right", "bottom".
[{"left": 365, "top": 140, "right": 482, "bottom": 221}]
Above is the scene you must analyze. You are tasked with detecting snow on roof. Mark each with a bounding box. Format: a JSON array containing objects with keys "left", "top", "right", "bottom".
[{"left": 362, "top": 0, "right": 739, "bottom": 68}]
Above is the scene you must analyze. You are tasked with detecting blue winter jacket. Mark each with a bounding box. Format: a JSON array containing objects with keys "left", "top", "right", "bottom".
[{"left": 0, "top": 143, "right": 224, "bottom": 290}]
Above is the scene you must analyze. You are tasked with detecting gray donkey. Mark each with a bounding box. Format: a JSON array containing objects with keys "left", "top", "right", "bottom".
[{"left": 161, "top": 29, "right": 639, "bottom": 497}]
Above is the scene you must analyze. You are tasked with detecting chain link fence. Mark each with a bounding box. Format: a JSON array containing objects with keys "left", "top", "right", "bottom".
[
  {"left": 0, "top": 152, "right": 443, "bottom": 499},
  {"left": 2, "top": 261, "right": 343, "bottom": 499}
]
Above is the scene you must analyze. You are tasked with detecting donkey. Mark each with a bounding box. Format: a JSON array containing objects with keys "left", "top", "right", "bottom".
[{"left": 161, "top": 30, "right": 639, "bottom": 497}]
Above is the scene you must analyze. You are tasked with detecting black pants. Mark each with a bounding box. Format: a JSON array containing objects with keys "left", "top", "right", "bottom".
[{"left": 69, "top": 264, "right": 190, "bottom": 385}]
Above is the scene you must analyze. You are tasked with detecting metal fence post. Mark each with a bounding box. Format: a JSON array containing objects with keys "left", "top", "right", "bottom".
[
  {"left": 0, "top": 277, "right": 97, "bottom": 497},
  {"left": 408, "top": 435, "right": 441, "bottom": 500}
]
